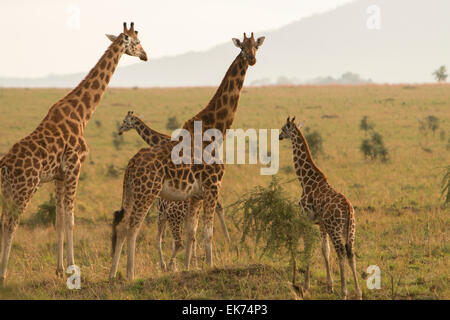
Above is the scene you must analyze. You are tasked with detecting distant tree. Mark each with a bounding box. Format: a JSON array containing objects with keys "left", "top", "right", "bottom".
[
  {"left": 432, "top": 65, "right": 448, "bottom": 82},
  {"left": 304, "top": 127, "right": 324, "bottom": 158},
  {"left": 360, "top": 115, "right": 375, "bottom": 133},
  {"left": 442, "top": 166, "right": 450, "bottom": 208},
  {"left": 166, "top": 116, "right": 180, "bottom": 131}
]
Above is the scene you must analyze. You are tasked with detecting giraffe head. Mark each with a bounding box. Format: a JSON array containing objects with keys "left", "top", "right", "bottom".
[
  {"left": 279, "top": 116, "right": 304, "bottom": 140},
  {"left": 118, "top": 111, "right": 138, "bottom": 135},
  {"left": 232, "top": 33, "right": 265, "bottom": 66},
  {"left": 106, "top": 22, "right": 148, "bottom": 61}
]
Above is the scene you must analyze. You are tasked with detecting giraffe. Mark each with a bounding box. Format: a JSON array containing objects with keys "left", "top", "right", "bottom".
[
  {"left": 109, "top": 33, "right": 265, "bottom": 280},
  {"left": 115, "top": 111, "right": 231, "bottom": 272},
  {"left": 279, "top": 117, "right": 362, "bottom": 300},
  {"left": 0, "top": 22, "right": 147, "bottom": 282}
]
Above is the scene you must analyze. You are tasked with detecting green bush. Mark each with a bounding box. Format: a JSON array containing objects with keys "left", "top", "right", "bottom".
[
  {"left": 29, "top": 194, "right": 56, "bottom": 227},
  {"left": 304, "top": 127, "right": 324, "bottom": 158},
  {"left": 360, "top": 131, "right": 389, "bottom": 162},
  {"left": 230, "top": 177, "right": 319, "bottom": 271},
  {"left": 360, "top": 115, "right": 375, "bottom": 132},
  {"left": 106, "top": 164, "right": 120, "bottom": 178},
  {"left": 359, "top": 116, "right": 388, "bottom": 162},
  {"left": 442, "top": 166, "right": 450, "bottom": 208},
  {"left": 112, "top": 121, "right": 125, "bottom": 150},
  {"left": 419, "top": 115, "right": 440, "bottom": 137},
  {"left": 166, "top": 116, "right": 180, "bottom": 131}
]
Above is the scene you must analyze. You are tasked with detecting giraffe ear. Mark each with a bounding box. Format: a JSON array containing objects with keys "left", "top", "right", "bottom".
[
  {"left": 256, "top": 36, "right": 265, "bottom": 48},
  {"left": 106, "top": 34, "right": 117, "bottom": 42},
  {"left": 232, "top": 38, "right": 242, "bottom": 48},
  {"left": 298, "top": 121, "right": 305, "bottom": 129}
]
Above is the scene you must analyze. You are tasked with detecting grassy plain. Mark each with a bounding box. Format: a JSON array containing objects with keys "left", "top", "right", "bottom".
[{"left": 0, "top": 85, "right": 448, "bottom": 299}]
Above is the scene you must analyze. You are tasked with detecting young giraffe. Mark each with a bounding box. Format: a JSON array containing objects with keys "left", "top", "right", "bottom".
[
  {"left": 279, "top": 117, "right": 362, "bottom": 300},
  {"left": 0, "top": 22, "right": 147, "bottom": 282},
  {"left": 115, "top": 111, "right": 231, "bottom": 271},
  {"left": 110, "top": 33, "right": 265, "bottom": 280}
]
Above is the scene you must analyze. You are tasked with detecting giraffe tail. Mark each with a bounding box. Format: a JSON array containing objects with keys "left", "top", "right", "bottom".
[
  {"left": 215, "top": 202, "right": 231, "bottom": 244},
  {"left": 111, "top": 208, "right": 125, "bottom": 257},
  {"left": 344, "top": 206, "right": 355, "bottom": 260}
]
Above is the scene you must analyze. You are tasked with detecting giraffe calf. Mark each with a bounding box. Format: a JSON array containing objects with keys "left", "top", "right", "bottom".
[{"left": 279, "top": 117, "right": 362, "bottom": 300}]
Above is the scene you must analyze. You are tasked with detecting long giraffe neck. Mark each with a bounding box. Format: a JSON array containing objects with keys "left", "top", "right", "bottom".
[
  {"left": 131, "top": 116, "right": 170, "bottom": 147},
  {"left": 289, "top": 126, "right": 328, "bottom": 190},
  {"left": 182, "top": 53, "right": 249, "bottom": 136},
  {"left": 45, "top": 36, "right": 126, "bottom": 130}
]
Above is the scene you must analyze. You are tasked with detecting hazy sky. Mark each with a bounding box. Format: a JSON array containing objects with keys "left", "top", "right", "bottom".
[{"left": 0, "top": 0, "right": 355, "bottom": 78}]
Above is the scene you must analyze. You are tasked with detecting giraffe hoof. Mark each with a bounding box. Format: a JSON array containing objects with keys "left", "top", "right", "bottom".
[
  {"left": 56, "top": 268, "right": 65, "bottom": 278},
  {"left": 327, "top": 286, "right": 334, "bottom": 294},
  {"left": 168, "top": 262, "right": 177, "bottom": 272}
]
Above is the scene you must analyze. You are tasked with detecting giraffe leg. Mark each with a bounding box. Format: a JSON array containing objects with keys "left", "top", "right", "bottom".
[
  {"left": 320, "top": 225, "right": 333, "bottom": 293},
  {"left": 55, "top": 179, "right": 65, "bottom": 276},
  {"left": 167, "top": 215, "right": 183, "bottom": 272},
  {"left": 0, "top": 178, "right": 37, "bottom": 283},
  {"left": 126, "top": 194, "right": 159, "bottom": 281},
  {"left": 109, "top": 225, "right": 126, "bottom": 280},
  {"left": 345, "top": 224, "right": 362, "bottom": 299},
  {"left": 202, "top": 191, "right": 219, "bottom": 268},
  {"left": 0, "top": 215, "right": 19, "bottom": 283},
  {"left": 63, "top": 159, "right": 82, "bottom": 269},
  {"left": 126, "top": 227, "right": 139, "bottom": 281},
  {"left": 156, "top": 213, "right": 167, "bottom": 272},
  {"left": 329, "top": 232, "right": 347, "bottom": 300},
  {"left": 184, "top": 198, "right": 202, "bottom": 270},
  {"left": 215, "top": 202, "right": 231, "bottom": 244}
]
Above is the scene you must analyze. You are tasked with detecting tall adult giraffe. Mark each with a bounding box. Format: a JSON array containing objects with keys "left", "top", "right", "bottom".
[
  {"left": 279, "top": 117, "right": 362, "bottom": 300},
  {"left": 110, "top": 33, "right": 265, "bottom": 280},
  {"left": 0, "top": 22, "right": 148, "bottom": 282},
  {"left": 116, "top": 111, "right": 231, "bottom": 272}
]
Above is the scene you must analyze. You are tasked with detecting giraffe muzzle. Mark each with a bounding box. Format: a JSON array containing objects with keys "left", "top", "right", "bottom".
[{"left": 140, "top": 53, "right": 148, "bottom": 61}]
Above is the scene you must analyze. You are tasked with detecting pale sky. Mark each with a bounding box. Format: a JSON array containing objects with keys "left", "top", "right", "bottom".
[{"left": 0, "top": 0, "right": 355, "bottom": 78}]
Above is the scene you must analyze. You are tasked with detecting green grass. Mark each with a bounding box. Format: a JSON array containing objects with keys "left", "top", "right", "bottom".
[{"left": 0, "top": 85, "right": 448, "bottom": 299}]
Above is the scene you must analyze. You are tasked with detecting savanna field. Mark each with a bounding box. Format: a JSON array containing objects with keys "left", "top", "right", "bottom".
[{"left": 0, "top": 85, "right": 448, "bottom": 299}]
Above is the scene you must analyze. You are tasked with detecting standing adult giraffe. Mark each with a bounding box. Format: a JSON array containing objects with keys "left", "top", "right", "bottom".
[
  {"left": 0, "top": 22, "right": 148, "bottom": 282},
  {"left": 116, "top": 111, "right": 231, "bottom": 272},
  {"left": 279, "top": 117, "right": 362, "bottom": 300},
  {"left": 110, "top": 33, "right": 265, "bottom": 280}
]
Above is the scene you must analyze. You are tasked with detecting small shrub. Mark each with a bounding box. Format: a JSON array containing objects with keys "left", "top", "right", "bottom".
[
  {"left": 230, "top": 177, "right": 319, "bottom": 281},
  {"left": 106, "top": 164, "right": 120, "bottom": 178},
  {"left": 166, "top": 116, "right": 180, "bottom": 131},
  {"left": 360, "top": 131, "right": 388, "bottom": 162},
  {"left": 281, "top": 165, "right": 294, "bottom": 174},
  {"left": 419, "top": 115, "right": 440, "bottom": 137},
  {"left": 95, "top": 120, "right": 102, "bottom": 128},
  {"left": 30, "top": 194, "right": 56, "bottom": 227},
  {"left": 112, "top": 132, "right": 124, "bottom": 150},
  {"left": 112, "top": 121, "right": 125, "bottom": 150},
  {"left": 441, "top": 166, "right": 450, "bottom": 208},
  {"left": 304, "top": 127, "right": 324, "bottom": 158},
  {"left": 360, "top": 115, "right": 375, "bottom": 133},
  {"left": 78, "top": 171, "right": 88, "bottom": 181}
]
